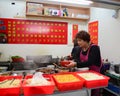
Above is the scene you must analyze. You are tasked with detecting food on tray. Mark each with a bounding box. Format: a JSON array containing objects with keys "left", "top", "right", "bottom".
[
  {"left": 26, "top": 78, "right": 50, "bottom": 86},
  {"left": 58, "top": 69, "right": 69, "bottom": 73},
  {"left": 0, "top": 79, "right": 20, "bottom": 88},
  {"left": 77, "top": 72, "right": 104, "bottom": 80},
  {"left": 53, "top": 74, "right": 80, "bottom": 83}
]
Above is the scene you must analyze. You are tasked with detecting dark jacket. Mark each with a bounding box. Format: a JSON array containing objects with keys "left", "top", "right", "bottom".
[{"left": 71, "top": 44, "right": 101, "bottom": 68}]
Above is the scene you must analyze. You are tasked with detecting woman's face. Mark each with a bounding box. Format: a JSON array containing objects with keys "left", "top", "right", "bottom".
[{"left": 77, "top": 38, "right": 87, "bottom": 48}]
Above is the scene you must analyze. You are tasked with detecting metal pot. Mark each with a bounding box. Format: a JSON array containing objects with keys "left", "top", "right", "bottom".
[{"left": 114, "top": 64, "right": 120, "bottom": 74}]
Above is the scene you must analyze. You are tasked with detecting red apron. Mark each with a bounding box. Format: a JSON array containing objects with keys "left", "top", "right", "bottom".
[
  {"left": 80, "top": 44, "right": 102, "bottom": 72},
  {"left": 80, "top": 44, "right": 102, "bottom": 96}
]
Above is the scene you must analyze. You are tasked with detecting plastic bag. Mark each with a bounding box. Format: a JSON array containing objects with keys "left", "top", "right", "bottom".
[{"left": 30, "top": 72, "right": 50, "bottom": 85}]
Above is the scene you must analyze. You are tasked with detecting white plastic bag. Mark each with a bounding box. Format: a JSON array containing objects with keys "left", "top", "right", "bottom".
[{"left": 30, "top": 72, "right": 50, "bottom": 85}]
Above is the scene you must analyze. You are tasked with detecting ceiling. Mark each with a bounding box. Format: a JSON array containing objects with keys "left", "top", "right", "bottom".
[
  {"left": 12, "top": 0, "right": 120, "bottom": 10},
  {"left": 90, "top": 0, "right": 120, "bottom": 10}
]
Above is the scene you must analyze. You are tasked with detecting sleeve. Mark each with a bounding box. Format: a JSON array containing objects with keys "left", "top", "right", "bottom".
[
  {"left": 71, "top": 46, "right": 81, "bottom": 60},
  {"left": 76, "top": 45, "right": 101, "bottom": 68}
]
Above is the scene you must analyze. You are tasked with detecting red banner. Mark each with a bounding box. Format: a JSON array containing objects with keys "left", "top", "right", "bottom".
[
  {"left": 0, "top": 18, "right": 68, "bottom": 44},
  {"left": 88, "top": 21, "right": 98, "bottom": 45},
  {"left": 72, "top": 24, "right": 78, "bottom": 42}
]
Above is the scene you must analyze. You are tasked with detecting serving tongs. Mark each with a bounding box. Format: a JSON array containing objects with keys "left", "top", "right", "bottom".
[
  {"left": 53, "top": 63, "right": 60, "bottom": 68},
  {"left": 53, "top": 63, "right": 68, "bottom": 70},
  {"left": 0, "top": 78, "right": 15, "bottom": 85}
]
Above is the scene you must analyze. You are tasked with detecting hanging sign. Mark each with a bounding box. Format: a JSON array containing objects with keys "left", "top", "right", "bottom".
[
  {"left": 72, "top": 24, "right": 78, "bottom": 42},
  {"left": 88, "top": 21, "right": 98, "bottom": 45}
]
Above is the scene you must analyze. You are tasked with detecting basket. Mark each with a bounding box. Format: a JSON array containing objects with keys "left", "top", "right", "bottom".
[
  {"left": 22, "top": 74, "right": 55, "bottom": 96},
  {"left": 60, "top": 60, "right": 70, "bottom": 67},
  {"left": 52, "top": 72, "right": 84, "bottom": 91},
  {"left": 0, "top": 76, "right": 23, "bottom": 96},
  {"left": 76, "top": 70, "right": 110, "bottom": 88}
]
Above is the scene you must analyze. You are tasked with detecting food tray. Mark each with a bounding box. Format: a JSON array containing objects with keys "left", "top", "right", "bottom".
[
  {"left": 0, "top": 76, "right": 23, "bottom": 96},
  {"left": 22, "top": 74, "right": 55, "bottom": 96},
  {"left": 52, "top": 72, "right": 85, "bottom": 91},
  {"left": 76, "top": 70, "right": 110, "bottom": 88}
]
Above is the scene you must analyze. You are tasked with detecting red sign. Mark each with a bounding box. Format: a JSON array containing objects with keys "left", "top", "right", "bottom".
[
  {"left": 72, "top": 24, "right": 78, "bottom": 42},
  {"left": 0, "top": 18, "right": 68, "bottom": 44},
  {"left": 88, "top": 21, "right": 98, "bottom": 45}
]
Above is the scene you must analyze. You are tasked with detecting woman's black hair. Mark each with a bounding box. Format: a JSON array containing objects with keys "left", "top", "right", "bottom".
[{"left": 76, "top": 30, "right": 90, "bottom": 43}]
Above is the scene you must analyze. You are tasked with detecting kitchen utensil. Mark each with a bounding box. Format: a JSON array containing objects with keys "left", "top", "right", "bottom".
[
  {"left": 53, "top": 63, "right": 61, "bottom": 68},
  {"left": 53, "top": 63, "right": 69, "bottom": 70},
  {"left": 9, "top": 78, "right": 15, "bottom": 85}
]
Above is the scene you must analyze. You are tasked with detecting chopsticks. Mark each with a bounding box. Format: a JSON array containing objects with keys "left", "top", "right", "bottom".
[
  {"left": 53, "top": 63, "right": 68, "bottom": 70},
  {"left": 0, "top": 78, "right": 15, "bottom": 85},
  {"left": 9, "top": 78, "right": 15, "bottom": 85}
]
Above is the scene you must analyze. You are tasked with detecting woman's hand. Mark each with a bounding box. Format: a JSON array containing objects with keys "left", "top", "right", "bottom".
[{"left": 66, "top": 61, "right": 76, "bottom": 68}]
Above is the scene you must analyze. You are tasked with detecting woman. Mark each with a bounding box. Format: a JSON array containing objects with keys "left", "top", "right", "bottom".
[
  {"left": 70, "top": 38, "right": 79, "bottom": 60},
  {"left": 67, "top": 30, "right": 102, "bottom": 72},
  {"left": 67, "top": 30, "right": 102, "bottom": 96}
]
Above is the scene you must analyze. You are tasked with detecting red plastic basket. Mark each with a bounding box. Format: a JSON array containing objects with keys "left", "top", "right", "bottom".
[
  {"left": 60, "top": 60, "right": 70, "bottom": 67},
  {"left": 52, "top": 72, "right": 85, "bottom": 91},
  {"left": 12, "top": 57, "right": 25, "bottom": 62},
  {"left": 22, "top": 74, "right": 55, "bottom": 96},
  {"left": 0, "top": 76, "right": 23, "bottom": 96},
  {"left": 76, "top": 70, "right": 110, "bottom": 88}
]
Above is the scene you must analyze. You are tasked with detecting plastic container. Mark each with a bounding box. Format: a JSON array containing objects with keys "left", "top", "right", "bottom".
[
  {"left": 0, "top": 76, "right": 23, "bottom": 96},
  {"left": 101, "top": 63, "right": 110, "bottom": 74},
  {"left": 52, "top": 72, "right": 85, "bottom": 91},
  {"left": 76, "top": 70, "right": 110, "bottom": 88},
  {"left": 12, "top": 57, "right": 24, "bottom": 62},
  {"left": 22, "top": 74, "right": 55, "bottom": 96}
]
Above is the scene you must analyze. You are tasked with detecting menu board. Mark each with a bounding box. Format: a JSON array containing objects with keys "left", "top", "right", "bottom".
[
  {"left": 0, "top": 18, "right": 68, "bottom": 44},
  {"left": 88, "top": 21, "right": 98, "bottom": 45}
]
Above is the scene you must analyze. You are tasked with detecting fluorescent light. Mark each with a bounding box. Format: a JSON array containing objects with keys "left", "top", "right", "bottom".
[{"left": 47, "top": 0, "right": 93, "bottom": 5}]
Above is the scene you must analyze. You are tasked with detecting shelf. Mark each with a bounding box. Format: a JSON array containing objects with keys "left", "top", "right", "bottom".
[
  {"left": 104, "top": 82, "right": 120, "bottom": 96},
  {"left": 104, "top": 72, "right": 120, "bottom": 96},
  {"left": 26, "top": 14, "right": 89, "bottom": 21},
  {"left": 104, "top": 88, "right": 120, "bottom": 96},
  {"left": 26, "top": 1, "right": 90, "bottom": 22}
]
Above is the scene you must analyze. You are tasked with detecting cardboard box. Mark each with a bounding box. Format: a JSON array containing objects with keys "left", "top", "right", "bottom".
[{"left": 26, "top": 2, "right": 43, "bottom": 15}]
